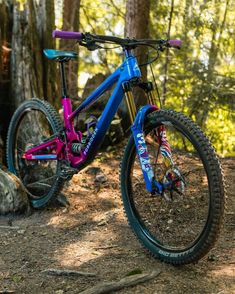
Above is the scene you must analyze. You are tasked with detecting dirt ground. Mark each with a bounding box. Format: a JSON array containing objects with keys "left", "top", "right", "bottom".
[{"left": 0, "top": 147, "right": 234, "bottom": 294}]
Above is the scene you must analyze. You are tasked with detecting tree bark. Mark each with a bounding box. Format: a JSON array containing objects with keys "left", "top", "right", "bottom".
[
  {"left": 0, "top": 1, "right": 11, "bottom": 82},
  {"left": 198, "top": 0, "right": 229, "bottom": 125},
  {"left": 124, "top": 0, "right": 150, "bottom": 104},
  {"left": 11, "top": 0, "right": 44, "bottom": 107},
  {"left": 0, "top": 0, "right": 58, "bottom": 214},
  {"left": 11, "top": 0, "right": 58, "bottom": 108},
  {"left": 0, "top": 1, "right": 33, "bottom": 215},
  {"left": 120, "top": 0, "right": 150, "bottom": 133},
  {"left": 60, "top": 0, "right": 80, "bottom": 99},
  {"left": 162, "top": 0, "right": 174, "bottom": 105},
  {"left": 189, "top": 0, "right": 229, "bottom": 126},
  {"left": 0, "top": 1, "right": 13, "bottom": 142},
  {"left": 36, "top": 0, "right": 59, "bottom": 107}
]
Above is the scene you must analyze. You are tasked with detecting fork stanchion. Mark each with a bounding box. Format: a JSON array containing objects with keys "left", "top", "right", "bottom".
[
  {"left": 148, "top": 90, "right": 158, "bottom": 106},
  {"left": 122, "top": 82, "right": 136, "bottom": 124},
  {"left": 138, "top": 81, "right": 158, "bottom": 107}
]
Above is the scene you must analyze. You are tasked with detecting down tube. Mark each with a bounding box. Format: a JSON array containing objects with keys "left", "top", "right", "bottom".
[{"left": 83, "top": 80, "right": 124, "bottom": 160}]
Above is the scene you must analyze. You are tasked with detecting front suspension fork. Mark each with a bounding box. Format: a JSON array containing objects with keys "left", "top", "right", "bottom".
[
  {"left": 123, "top": 81, "right": 174, "bottom": 194},
  {"left": 122, "top": 80, "right": 158, "bottom": 123}
]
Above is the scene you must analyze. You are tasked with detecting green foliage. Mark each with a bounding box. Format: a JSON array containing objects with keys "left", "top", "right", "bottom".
[
  {"left": 206, "top": 108, "right": 235, "bottom": 156},
  {"left": 56, "top": 0, "right": 234, "bottom": 155},
  {"left": 79, "top": 0, "right": 125, "bottom": 76},
  {"left": 148, "top": 0, "right": 235, "bottom": 155}
]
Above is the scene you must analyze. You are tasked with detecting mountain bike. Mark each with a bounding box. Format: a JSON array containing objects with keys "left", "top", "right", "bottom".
[{"left": 6, "top": 30, "right": 225, "bottom": 265}]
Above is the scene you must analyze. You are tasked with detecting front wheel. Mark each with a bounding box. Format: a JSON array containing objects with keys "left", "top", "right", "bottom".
[
  {"left": 120, "top": 109, "right": 225, "bottom": 265},
  {"left": 6, "top": 98, "right": 64, "bottom": 208}
]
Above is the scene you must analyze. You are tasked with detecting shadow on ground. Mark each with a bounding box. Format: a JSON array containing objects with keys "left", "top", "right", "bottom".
[{"left": 0, "top": 156, "right": 234, "bottom": 294}]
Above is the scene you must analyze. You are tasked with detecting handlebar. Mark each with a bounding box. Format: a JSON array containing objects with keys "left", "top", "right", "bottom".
[
  {"left": 52, "top": 30, "right": 182, "bottom": 49},
  {"left": 53, "top": 30, "right": 83, "bottom": 40}
]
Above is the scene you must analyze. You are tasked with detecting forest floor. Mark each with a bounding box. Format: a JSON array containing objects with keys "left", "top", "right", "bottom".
[{"left": 0, "top": 144, "right": 234, "bottom": 294}]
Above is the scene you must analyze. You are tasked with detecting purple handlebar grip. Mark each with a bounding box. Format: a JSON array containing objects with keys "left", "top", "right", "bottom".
[
  {"left": 168, "top": 39, "right": 182, "bottom": 48},
  {"left": 52, "top": 30, "right": 83, "bottom": 40}
]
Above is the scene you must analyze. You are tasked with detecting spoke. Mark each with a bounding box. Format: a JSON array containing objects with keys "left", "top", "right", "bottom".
[
  {"left": 182, "top": 167, "right": 204, "bottom": 177},
  {"left": 12, "top": 106, "right": 61, "bottom": 200},
  {"left": 17, "top": 147, "right": 25, "bottom": 153},
  {"left": 19, "top": 114, "right": 51, "bottom": 146},
  {"left": 25, "top": 175, "right": 57, "bottom": 188},
  {"left": 26, "top": 182, "right": 51, "bottom": 189}
]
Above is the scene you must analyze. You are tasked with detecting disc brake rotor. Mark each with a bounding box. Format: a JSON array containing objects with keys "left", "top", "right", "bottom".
[{"left": 162, "top": 166, "right": 185, "bottom": 200}]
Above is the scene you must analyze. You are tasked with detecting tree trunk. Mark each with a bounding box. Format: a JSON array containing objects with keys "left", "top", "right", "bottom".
[
  {"left": 36, "top": 0, "right": 59, "bottom": 107},
  {"left": 0, "top": 1, "right": 13, "bottom": 143},
  {"left": 198, "top": 0, "right": 229, "bottom": 125},
  {"left": 0, "top": 1, "right": 33, "bottom": 214},
  {"left": 125, "top": 0, "right": 150, "bottom": 103},
  {"left": 0, "top": 1, "right": 11, "bottom": 83},
  {"left": 120, "top": 0, "right": 150, "bottom": 133},
  {"left": 11, "top": 0, "right": 58, "bottom": 108},
  {"left": 189, "top": 0, "right": 229, "bottom": 126},
  {"left": 60, "top": 0, "right": 80, "bottom": 100},
  {"left": 162, "top": 0, "right": 174, "bottom": 105},
  {"left": 11, "top": 0, "right": 44, "bottom": 107},
  {"left": 0, "top": 0, "right": 58, "bottom": 214}
]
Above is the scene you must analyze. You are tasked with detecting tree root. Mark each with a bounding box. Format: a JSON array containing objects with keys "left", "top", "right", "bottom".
[{"left": 79, "top": 270, "right": 161, "bottom": 294}]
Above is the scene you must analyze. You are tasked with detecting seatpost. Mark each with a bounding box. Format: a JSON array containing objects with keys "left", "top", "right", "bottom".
[{"left": 59, "top": 61, "right": 68, "bottom": 98}]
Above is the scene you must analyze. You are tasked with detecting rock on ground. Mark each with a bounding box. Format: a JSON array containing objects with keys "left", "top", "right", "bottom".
[{"left": 0, "top": 168, "right": 29, "bottom": 214}]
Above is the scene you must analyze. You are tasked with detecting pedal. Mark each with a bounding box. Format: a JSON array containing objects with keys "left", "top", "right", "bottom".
[{"left": 59, "top": 161, "right": 78, "bottom": 180}]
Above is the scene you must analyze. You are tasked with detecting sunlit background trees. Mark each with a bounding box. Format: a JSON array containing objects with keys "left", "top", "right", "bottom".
[{"left": 0, "top": 0, "right": 234, "bottom": 156}]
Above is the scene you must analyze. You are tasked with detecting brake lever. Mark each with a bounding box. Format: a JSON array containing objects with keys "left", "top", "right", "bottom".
[
  {"left": 156, "top": 44, "right": 165, "bottom": 52},
  {"left": 79, "top": 40, "right": 102, "bottom": 51}
]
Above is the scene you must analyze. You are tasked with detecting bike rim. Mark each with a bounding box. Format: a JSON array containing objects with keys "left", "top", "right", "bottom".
[
  {"left": 13, "top": 108, "right": 59, "bottom": 199},
  {"left": 128, "top": 122, "right": 211, "bottom": 252}
]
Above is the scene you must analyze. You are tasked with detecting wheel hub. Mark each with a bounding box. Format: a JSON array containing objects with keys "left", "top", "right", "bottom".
[{"left": 162, "top": 166, "right": 185, "bottom": 200}]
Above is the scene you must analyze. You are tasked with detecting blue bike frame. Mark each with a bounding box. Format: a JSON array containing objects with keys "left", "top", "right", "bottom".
[
  {"left": 70, "top": 50, "right": 142, "bottom": 159},
  {"left": 25, "top": 49, "right": 164, "bottom": 195}
]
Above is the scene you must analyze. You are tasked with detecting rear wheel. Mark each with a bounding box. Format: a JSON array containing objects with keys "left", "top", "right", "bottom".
[
  {"left": 120, "top": 109, "right": 225, "bottom": 265},
  {"left": 7, "top": 98, "right": 64, "bottom": 208}
]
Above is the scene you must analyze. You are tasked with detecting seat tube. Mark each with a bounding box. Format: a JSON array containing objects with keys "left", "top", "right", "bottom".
[
  {"left": 59, "top": 61, "right": 68, "bottom": 98},
  {"left": 122, "top": 81, "right": 136, "bottom": 124}
]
